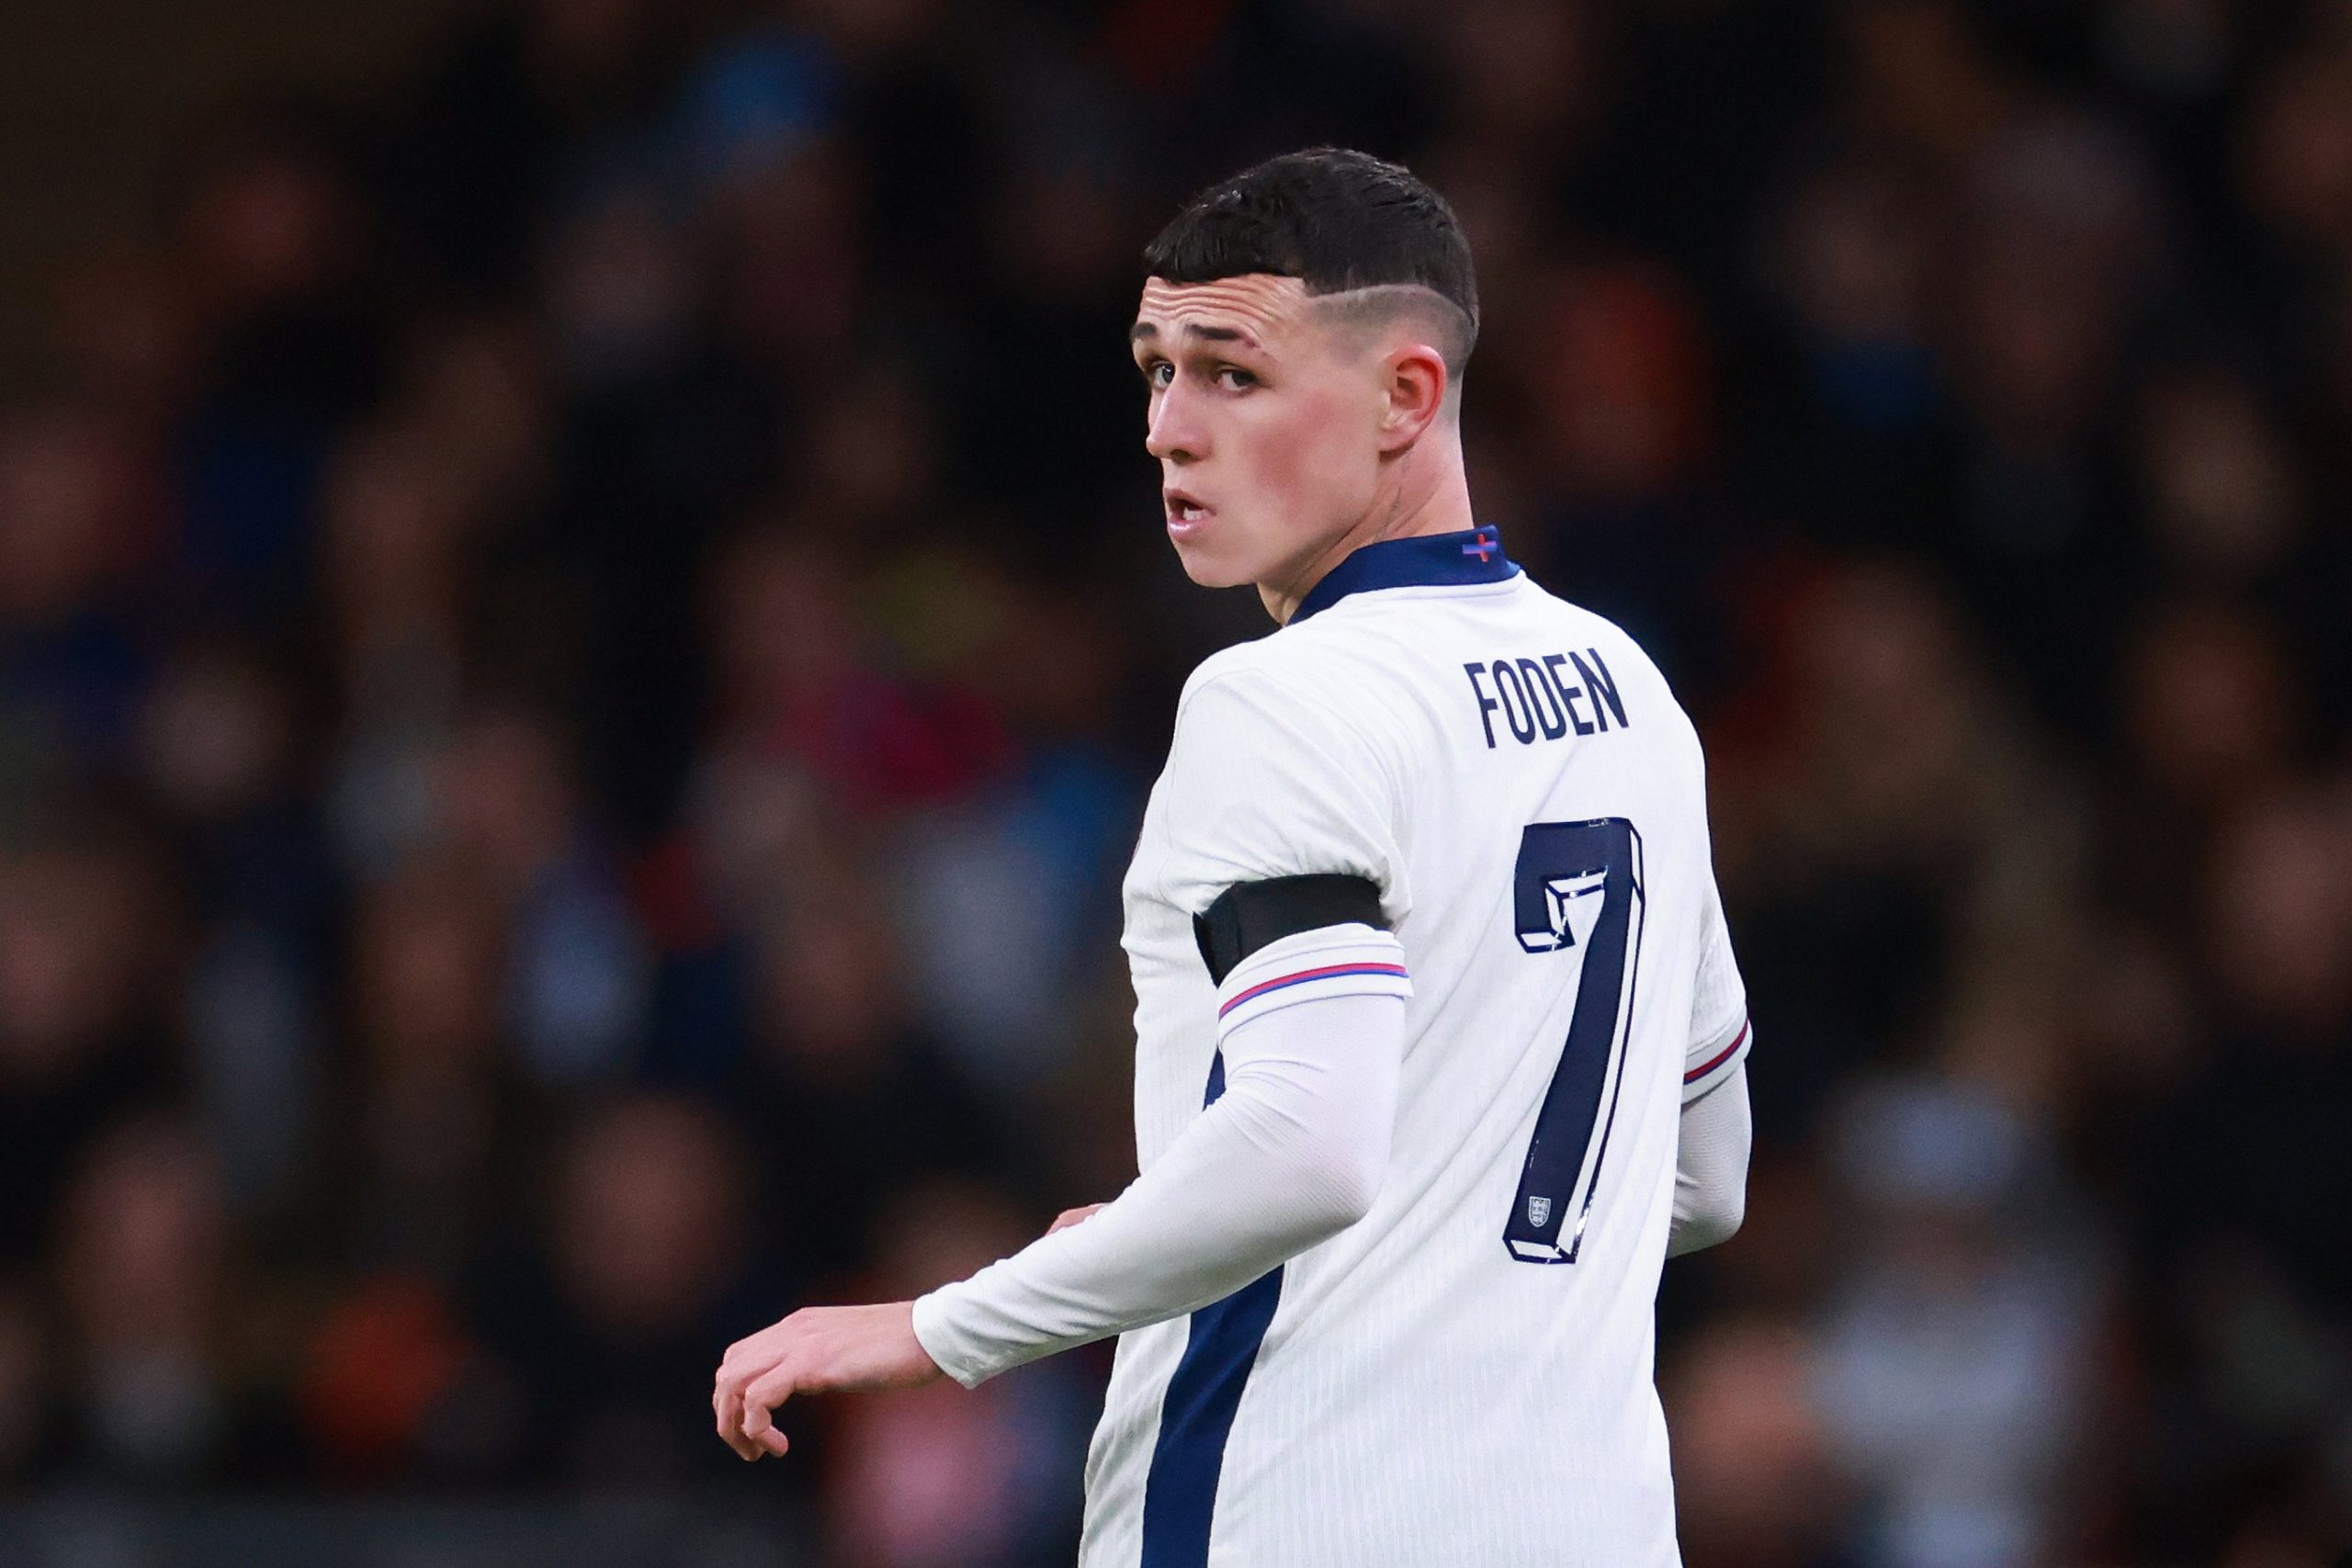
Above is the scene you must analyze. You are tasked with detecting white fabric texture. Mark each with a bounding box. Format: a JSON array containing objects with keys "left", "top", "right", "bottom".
[
  {"left": 1668, "top": 1063, "right": 1750, "bottom": 1258},
  {"left": 1682, "top": 868, "right": 1752, "bottom": 1100},
  {"left": 1142, "top": 665, "right": 1413, "bottom": 929},
  {"left": 911, "top": 977, "right": 1407, "bottom": 1389}
]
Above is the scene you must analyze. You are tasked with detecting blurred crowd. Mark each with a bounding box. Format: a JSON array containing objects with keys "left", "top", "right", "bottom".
[{"left": 2, "top": 0, "right": 2350, "bottom": 1563}]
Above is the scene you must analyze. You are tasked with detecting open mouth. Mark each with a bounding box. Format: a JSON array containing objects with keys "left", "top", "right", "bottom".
[{"left": 1165, "top": 490, "right": 1212, "bottom": 525}]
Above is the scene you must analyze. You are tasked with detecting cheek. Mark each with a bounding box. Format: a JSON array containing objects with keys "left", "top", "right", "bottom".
[{"left": 1237, "top": 389, "right": 1363, "bottom": 516}]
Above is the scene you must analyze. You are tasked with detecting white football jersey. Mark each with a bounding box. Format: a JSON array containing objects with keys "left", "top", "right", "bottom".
[{"left": 1081, "top": 525, "right": 1751, "bottom": 1568}]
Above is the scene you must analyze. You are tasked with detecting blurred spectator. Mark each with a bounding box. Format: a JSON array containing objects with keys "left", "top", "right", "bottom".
[
  {"left": 53, "top": 1116, "right": 248, "bottom": 1483},
  {"left": 474, "top": 1092, "right": 762, "bottom": 1487},
  {"left": 1758, "top": 153, "right": 1951, "bottom": 547},
  {"left": 0, "top": 840, "right": 176, "bottom": 1270},
  {"left": 326, "top": 853, "right": 524, "bottom": 1279},
  {"left": 1814, "top": 1077, "right": 2106, "bottom": 1568},
  {"left": 1667, "top": 1317, "right": 1850, "bottom": 1568},
  {"left": 2133, "top": 366, "right": 2307, "bottom": 588},
  {"left": 1722, "top": 561, "right": 2082, "bottom": 1138},
  {"left": 0, "top": 408, "right": 161, "bottom": 774},
  {"left": 435, "top": 705, "right": 650, "bottom": 1086},
  {"left": 168, "top": 114, "right": 390, "bottom": 622},
  {"left": 736, "top": 880, "right": 1012, "bottom": 1283},
  {"left": 141, "top": 643, "right": 330, "bottom": 1212}
]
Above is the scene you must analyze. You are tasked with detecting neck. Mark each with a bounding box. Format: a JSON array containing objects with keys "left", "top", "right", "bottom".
[{"left": 1261, "top": 423, "right": 1476, "bottom": 625}]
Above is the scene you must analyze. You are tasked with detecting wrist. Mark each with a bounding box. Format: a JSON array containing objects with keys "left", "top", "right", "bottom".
[{"left": 910, "top": 1285, "right": 992, "bottom": 1389}]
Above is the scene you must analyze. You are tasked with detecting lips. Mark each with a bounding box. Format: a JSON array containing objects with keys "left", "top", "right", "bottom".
[{"left": 1164, "top": 487, "right": 1212, "bottom": 525}]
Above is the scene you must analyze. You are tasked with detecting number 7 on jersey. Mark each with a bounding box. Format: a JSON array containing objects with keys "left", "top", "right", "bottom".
[{"left": 1506, "top": 818, "right": 1645, "bottom": 1264}]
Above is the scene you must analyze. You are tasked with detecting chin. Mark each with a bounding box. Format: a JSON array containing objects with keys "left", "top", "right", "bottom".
[{"left": 1170, "top": 537, "right": 1256, "bottom": 590}]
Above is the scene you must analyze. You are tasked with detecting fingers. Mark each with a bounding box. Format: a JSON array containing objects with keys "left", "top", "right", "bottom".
[
  {"left": 718, "top": 1303, "right": 931, "bottom": 1462},
  {"left": 716, "top": 1325, "right": 789, "bottom": 1461},
  {"left": 1047, "top": 1202, "right": 1106, "bottom": 1235},
  {"left": 740, "top": 1364, "right": 798, "bottom": 1452},
  {"left": 714, "top": 1378, "right": 758, "bottom": 1461}
]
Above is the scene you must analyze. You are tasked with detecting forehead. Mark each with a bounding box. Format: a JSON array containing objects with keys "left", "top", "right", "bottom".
[{"left": 1133, "top": 274, "right": 1316, "bottom": 347}]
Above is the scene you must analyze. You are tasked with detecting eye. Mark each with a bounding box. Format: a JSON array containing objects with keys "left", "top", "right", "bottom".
[
  {"left": 1142, "top": 359, "right": 1173, "bottom": 389},
  {"left": 1215, "top": 366, "right": 1258, "bottom": 391}
]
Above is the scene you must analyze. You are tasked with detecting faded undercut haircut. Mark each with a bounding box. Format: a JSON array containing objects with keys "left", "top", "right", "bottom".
[{"left": 1143, "top": 147, "right": 1480, "bottom": 410}]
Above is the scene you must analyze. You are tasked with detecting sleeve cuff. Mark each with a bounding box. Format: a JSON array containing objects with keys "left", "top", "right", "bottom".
[
  {"left": 1682, "top": 1016, "right": 1751, "bottom": 1103},
  {"left": 1214, "top": 924, "right": 1412, "bottom": 1043},
  {"left": 910, "top": 1284, "right": 1000, "bottom": 1390}
]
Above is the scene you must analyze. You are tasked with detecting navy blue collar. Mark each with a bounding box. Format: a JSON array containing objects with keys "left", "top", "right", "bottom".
[{"left": 1289, "top": 525, "right": 1519, "bottom": 624}]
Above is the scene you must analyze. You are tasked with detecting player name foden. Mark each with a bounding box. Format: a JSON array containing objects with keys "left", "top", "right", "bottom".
[{"left": 1463, "top": 650, "right": 1631, "bottom": 750}]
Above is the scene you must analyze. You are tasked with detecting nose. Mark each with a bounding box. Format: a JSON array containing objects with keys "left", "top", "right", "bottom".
[{"left": 1145, "top": 380, "right": 1204, "bottom": 464}]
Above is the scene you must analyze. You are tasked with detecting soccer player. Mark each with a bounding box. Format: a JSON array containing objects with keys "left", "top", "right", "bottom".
[{"left": 712, "top": 147, "right": 1753, "bottom": 1566}]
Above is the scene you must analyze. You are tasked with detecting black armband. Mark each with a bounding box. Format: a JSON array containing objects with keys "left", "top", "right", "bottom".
[{"left": 1193, "top": 874, "right": 1387, "bottom": 986}]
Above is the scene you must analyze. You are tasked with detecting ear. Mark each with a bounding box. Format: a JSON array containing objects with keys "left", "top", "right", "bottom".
[{"left": 1376, "top": 340, "right": 1450, "bottom": 453}]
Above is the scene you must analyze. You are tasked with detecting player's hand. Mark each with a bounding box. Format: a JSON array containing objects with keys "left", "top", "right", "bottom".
[
  {"left": 712, "top": 1301, "right": 941, "bottom": 1461},
  {"left": 1047, "top": 1203, "right": 1106, "bottom": 1235}
]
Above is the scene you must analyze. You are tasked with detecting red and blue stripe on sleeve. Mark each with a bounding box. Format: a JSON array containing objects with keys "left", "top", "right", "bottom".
[
  {"left": 1681, "top": 1017, "right": 1751, "bottom": 1100},
  {"left": 1213, "top": 930, "right": 1413, "bottom": 1041}
]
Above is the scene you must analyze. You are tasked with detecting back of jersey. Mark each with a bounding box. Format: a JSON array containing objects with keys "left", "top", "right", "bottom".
[{"left": 1180, "top": 559, "right": 1748, "bottom": 1567}]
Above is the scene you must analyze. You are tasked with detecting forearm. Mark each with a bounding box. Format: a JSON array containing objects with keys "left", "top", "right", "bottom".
[
  {"left": 1668, "top": 1064, "right": 1749, "bottom": 1258},
  {"left": 913, "top": 988, "right": 1404, "bottom": 1386}
]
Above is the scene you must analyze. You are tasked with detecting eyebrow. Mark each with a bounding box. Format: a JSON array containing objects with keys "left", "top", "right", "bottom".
[{"left": 1128, "top": 321, "right": 1259, "bottom": 347}]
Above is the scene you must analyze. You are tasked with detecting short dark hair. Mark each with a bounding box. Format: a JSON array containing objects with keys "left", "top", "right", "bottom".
[{"left": 1143, "top": 148, "right": 1479, "bottom": 374}]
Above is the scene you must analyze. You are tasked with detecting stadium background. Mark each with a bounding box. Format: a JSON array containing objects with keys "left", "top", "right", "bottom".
[{"left": 1, "top": 0, "right": 2349, "bottom": 1563}]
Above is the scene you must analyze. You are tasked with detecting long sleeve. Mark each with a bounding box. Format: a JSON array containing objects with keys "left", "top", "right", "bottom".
[
  {"left": 911, "top": 980, "right": 1406, "bottom": 1388},
  {"left": 1668, "top": 1063, "right": 1750, "bottom": 1258}
]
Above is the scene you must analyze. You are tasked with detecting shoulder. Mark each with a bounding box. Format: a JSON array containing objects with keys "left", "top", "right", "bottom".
[
  {"left": 1145, "top": 631, "right": 1413, "bottom": 914},
  {"left": 1174, "top": 609, "right": 1367, "bottom": 692},
  {"left": 1175, "top": 635, "right": 1286, "bottom": 710},
  {"left": 1164, "top": 633, "right": 1400, "bottom": 800},
  {"left": 1172, "top": 626, "right": 1372, "bottom": 738}
]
